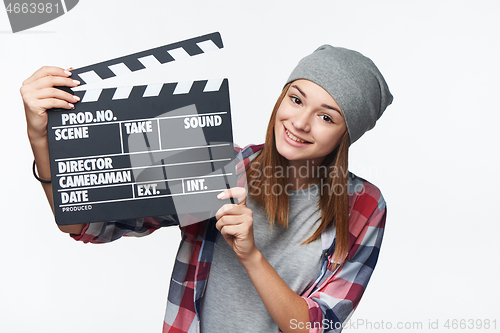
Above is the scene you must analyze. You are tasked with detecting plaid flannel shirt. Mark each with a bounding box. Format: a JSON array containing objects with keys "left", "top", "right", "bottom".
[{"left": 72, "top": 144, "right": 386, "bottom": 333}]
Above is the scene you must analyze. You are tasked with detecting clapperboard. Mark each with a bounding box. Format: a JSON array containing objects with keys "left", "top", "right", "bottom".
[{"left": 47, "top": 32, "right": 237, "bottom": 226}]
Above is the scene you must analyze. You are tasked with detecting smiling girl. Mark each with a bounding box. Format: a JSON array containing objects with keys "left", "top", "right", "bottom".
[{"left": 22, "top": 45, "right": 392, "bottom": 333}]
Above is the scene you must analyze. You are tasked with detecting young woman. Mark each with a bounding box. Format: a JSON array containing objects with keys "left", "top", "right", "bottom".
[{"left": 22, "top": 45, "right": 392, "bottom": 333}]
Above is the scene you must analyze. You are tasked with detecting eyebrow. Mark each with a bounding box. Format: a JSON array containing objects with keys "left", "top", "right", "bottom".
[
  {"left": 291, "top": 84, "right": 343, "bottom": 116},
  {"left": 321, "top": 103, "right": 342, "bottom": 115}
]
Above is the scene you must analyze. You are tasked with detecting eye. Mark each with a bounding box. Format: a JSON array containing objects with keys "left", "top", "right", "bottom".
[
  {"left": 291, "top": 96, "right": 302, "bottom": 105},
  {"left": 321, "top": 114, "right": 334, "bottom": 123}
]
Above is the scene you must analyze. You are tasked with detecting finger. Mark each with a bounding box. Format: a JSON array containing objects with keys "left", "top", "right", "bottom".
[
  {"left": 220, "top": 224, "right": 240, "bottom": 239},
  {"left": 217, "top": 187, "right": 247, "bottom": 206},
  {"left": 215, "top": 204, "right": 251, "bottom": 220},
  {"left": 24, "top": 90, "right": 79, "bottom": 115},
  {"left": 35, "top": 98, "right": 76, "bottom": 111},
  {"left": 219, "top": 223, "right": 254, "bottom": 244},
  {"left": 216, "top": 213, "right": 251, "bottom": 230},
  {"left": 29, "top": 87, "right": 80, "bottom": 104},
  {"left": 219, "top": 223, "right": 249, "bottom": 238},
  {"left": 215, "top": 203, "right": 238, "bottom": 220},
  {"left": 22, "top": 66, "right": 72, "bottom": 86},
  {"left": 25, "top": 98, "right": 76, "bottom": 114},
  {"left": 23, "top": 75, "right": 80, "bottom": 92}
]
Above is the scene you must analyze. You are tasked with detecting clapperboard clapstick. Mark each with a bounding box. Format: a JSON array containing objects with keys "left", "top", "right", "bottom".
[{"left": 47, "top": 32, "right": 237, "bottom": 226}]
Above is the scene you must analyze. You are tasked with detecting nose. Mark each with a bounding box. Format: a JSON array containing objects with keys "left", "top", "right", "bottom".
[{"left": 292, "top": 111, "right": 311, "bottom": 133}]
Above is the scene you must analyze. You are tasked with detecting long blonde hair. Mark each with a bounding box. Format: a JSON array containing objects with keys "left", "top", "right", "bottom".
[{"left": 247, "top": 82, "right": 350, "bottom": 265}]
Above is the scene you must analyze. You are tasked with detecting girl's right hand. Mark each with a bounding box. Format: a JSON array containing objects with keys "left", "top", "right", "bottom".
[
  {"left": 20, "top": 66, "right": 81, "bottom": 144},
  {"left": 21, "top": 66, "right": 88, "bottom": 235}
]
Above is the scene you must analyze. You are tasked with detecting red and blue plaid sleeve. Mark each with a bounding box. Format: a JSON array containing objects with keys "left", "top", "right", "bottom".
[
  {"left": 70, "top": 215, "right": 179, "bottom": 244},
  {"left": 71, "top": 144, "right": 263, "bottom": 245},
  {"left": 300, "top": 174, "right": 387, "bottom": 333}
]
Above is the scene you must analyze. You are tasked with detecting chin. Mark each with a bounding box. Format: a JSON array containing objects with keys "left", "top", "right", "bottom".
[
  {"left": 275, "top": 146, "right": 292, "bottom": 161},
  {"left": 275, "top": 142, "right": 302, "bottom": 161}
]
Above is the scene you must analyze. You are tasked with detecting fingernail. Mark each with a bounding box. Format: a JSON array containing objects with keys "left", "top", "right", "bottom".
[
  {"left": 68, "top": 103, "right": 75, "bottom": 109},
  {"left": 64, "top": 70, "right": 72, "bottom": 76},
  {"left": 73, "top": 95, "right": 80, "bottom": 101},
  {"left": 72, "top": 80, "right": 80, "bottom": 85},
  {"left": 217, "top": 192, "right": 226, "bottom": 199}
]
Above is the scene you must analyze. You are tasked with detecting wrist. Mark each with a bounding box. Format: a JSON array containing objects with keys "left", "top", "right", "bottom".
[
  {"left": 239, "top": 248, "right": 263, "bottom": 269},
  {"left": 28, "top": 129, "right": 48, "bottom": 149},
  {"left": 29, "top": 133, "right": 52, "bottom": 181}
]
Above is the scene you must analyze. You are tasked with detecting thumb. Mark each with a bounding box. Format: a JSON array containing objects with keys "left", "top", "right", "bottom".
[{"left": 217, "top": 187, "right": 247, "bottom": 206}]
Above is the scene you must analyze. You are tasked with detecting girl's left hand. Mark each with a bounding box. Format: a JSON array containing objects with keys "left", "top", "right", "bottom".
[{"left": 215, "top": 187, "right": 258, "bottom": 262}]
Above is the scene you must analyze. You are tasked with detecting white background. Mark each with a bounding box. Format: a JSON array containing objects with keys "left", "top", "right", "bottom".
[{"left": 1, "top": 1, "right": 499, "bottom": 332}]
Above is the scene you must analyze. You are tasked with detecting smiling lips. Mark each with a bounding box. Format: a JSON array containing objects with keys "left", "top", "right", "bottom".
[{"left": 284, "top": 125, "right": 311, "bottom": 145}]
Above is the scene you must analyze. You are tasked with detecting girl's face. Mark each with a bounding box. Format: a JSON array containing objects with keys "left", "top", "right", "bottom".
[{"left": 274, "top": 79, "right": 347, "bottom": 165}]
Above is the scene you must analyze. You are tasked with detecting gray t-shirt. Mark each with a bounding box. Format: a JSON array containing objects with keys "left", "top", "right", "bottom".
[{"left": 201, "top": 186, "right": 324, "bottom": 333}]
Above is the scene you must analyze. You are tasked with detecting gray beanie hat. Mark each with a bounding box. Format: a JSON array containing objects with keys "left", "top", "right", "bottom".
[{"left": 286, "top": 45, "right": 393, "bottom": 145}]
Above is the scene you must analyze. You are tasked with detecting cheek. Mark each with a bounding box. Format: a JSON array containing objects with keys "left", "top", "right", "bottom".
[
  {"left": 275, "top": 106, "right": 285, "bottom": 122},
  {"left": 275, "top": 101, "right": 293, "bottom": 120},
  {"left": 274, "top": 107, "right": 287, "bottom": 131},
  {"left": 318, "top": 128, "right": 344, "bottom": 152},
  {"left": 274, "top": 109, "right": 285, "bottom": 139}
]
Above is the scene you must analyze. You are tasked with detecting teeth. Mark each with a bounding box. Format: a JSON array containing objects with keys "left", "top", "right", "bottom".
[{"left": 286, "top": 129, "right": 306, "bottom": 143}]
